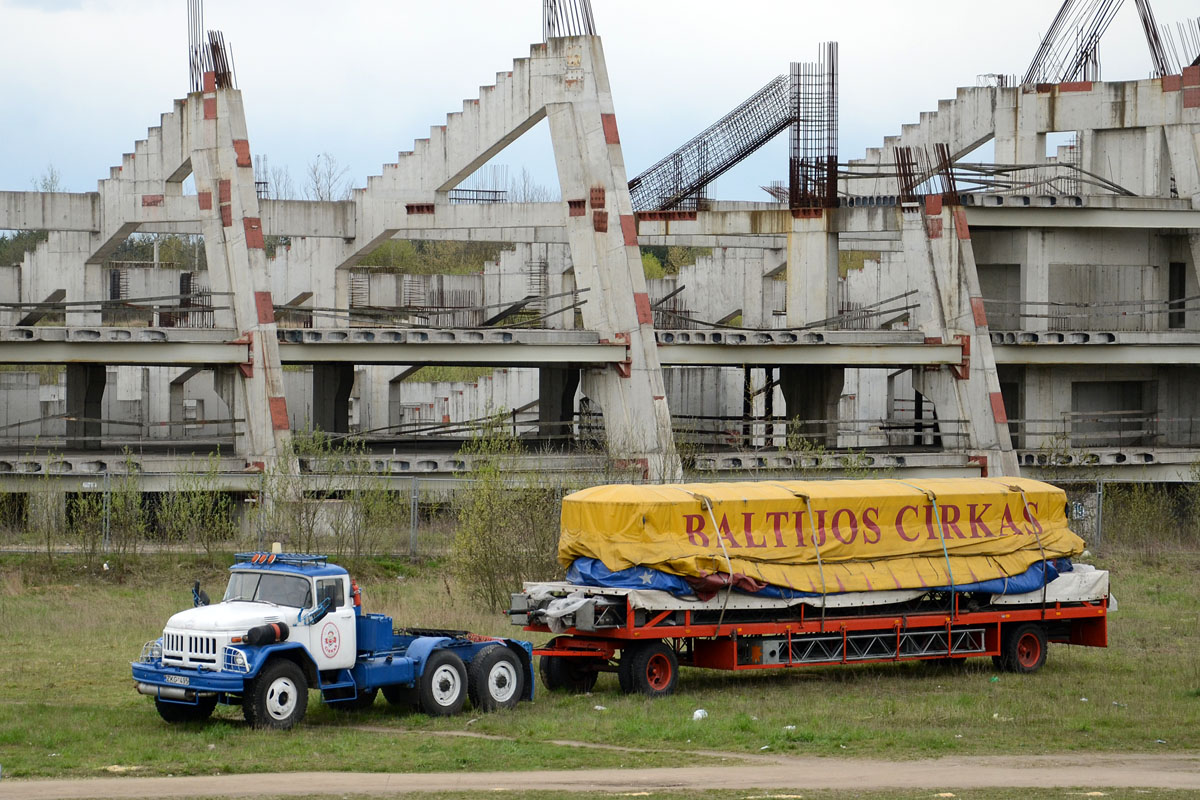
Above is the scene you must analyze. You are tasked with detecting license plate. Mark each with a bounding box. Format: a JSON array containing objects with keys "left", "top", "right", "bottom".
[{"left": 164, "top": 674, "right": 190, "bottom": 686}]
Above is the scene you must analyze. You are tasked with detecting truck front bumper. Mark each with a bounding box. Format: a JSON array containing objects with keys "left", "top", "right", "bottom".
[{"left": 132, "top": 660, "right": 248, "bottom": 700}]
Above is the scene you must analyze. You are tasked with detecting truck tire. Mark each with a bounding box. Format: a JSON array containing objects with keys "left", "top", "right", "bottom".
[
  {"left": 418, "top": 650, "right": 467, "bottom": 717},
  {"left": 469, "top": 645, "right": 524, "bottom": 711},
  {"left": 539, "top": 655, "right": 600, "bottom": 694},
  {"left": 999, "top": 623, "right": 1048, "bottom": 674},
  {"left": 244, "top": 659, "right": 309, "bottom": 729},
  {"left": 382, "top": 684, "right": 418, "bottom": 709},
  {"left": 155, "top": 695, "right": 217, "bottom": 724},
  {"left": 621, "top": 641, "right": 678, "bottom": 698},
  {"left": 331, "top": 687, "right": 378, "bottom": 711}
]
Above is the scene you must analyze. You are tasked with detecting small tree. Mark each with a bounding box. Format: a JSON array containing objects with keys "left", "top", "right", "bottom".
[
  {"left": 158, "top": 456, "right": 237, "bottom": 561},
  {"left": 450, "top": 416, "right": 565, "bottom": 610}
]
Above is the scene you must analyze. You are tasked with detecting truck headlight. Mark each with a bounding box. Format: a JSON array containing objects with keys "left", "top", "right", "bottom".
[
  {"left": 139, "top": 640, "right": 162, "bottom": 663},
  {"left": 223, "top": 647, "right": 249, "bottom": 673}
]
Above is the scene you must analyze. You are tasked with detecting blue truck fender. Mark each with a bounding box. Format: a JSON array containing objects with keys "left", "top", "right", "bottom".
[
  {"left": 501, "top": 639, "right": 535, "bottom": 701},
  {"left": 241, "top": 642, "right": 319, "bottom": 685},
  {"left": 404, "top": 636, "right": 454, "bottom": 677}
]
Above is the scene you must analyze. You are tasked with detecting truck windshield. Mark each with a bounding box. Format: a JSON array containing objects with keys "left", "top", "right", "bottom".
[{"left": 223, "top": 572, "right": 313, "bottom": 608}]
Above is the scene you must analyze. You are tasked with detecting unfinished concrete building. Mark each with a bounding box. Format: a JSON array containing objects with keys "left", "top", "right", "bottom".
[{"left": 1, "top": 0, "right": 1200, "bottom": 495}]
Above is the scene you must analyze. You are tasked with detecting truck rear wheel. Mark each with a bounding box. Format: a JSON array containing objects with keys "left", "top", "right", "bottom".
[
  {"left": 245, "top": 659, "right": 308, "bottom": 729},
  {"left": 155, "top": 695, "right": 217, "bottom": 724},
  {"left": 469, "top": 645, "right": 524, "bottom": 711},
  {"left": 620, "top": 641, "right": 678, "bottom": 698},
  {"left": 539, "top": 655, "right": 600, "bottom": 694},
  {"left": 999, "top": 623, "right": 1048, "bottom": 674},
  {"left": 418, "top": 650, "right": 467, "bottom": 716}
]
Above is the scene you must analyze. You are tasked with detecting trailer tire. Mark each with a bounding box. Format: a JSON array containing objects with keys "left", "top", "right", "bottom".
[
  {"left": 469, "top": 645, "right": 524, "bottom": 711},
  {"left": 244, "top": 659, "right": 308, "bottom": 729},
  {"left": 999, "top": 623, "right": 1048, "bottom": 674},
  {"left": 622, "top": 641, "right": 678, "bottom": 698},
  {"left": 418, "top": 650, "right": 467, "bottom": 716},
  {"left": 331, "top": 687, "right": 378, "bottom": 711},
  {"left": 539, "top": 655, "right": 600, "bottom": 694},
  {"left": 155, "top": 695, "right": 217, "bottom": 724},
  {"left": 382, "top": 684, "right": 418, "bottom": 709}
]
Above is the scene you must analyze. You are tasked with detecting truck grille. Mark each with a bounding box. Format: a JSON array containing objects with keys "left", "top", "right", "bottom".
[{"left": 162, "top": 632, "right": 220, "bottom": 667}]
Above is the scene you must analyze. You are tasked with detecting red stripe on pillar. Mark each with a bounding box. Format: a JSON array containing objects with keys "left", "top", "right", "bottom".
[
  {"left": 601, "top": 113, "right": 620, "bottom": 144},
  {"left": 244, "top": 218, "right": 265, "bottom": 250},
  {"left": 141, "top": 194, "right": 164, "bottom": 207},
  {"left": 254, "top": 292, "right": 275, "bottom": 325},
  {"left": 233, "top": 139, "right": 252, "bottom": 168},
  {"left": 927, "top": 218, "right": 943, "bottom": 239},
  {"left": 197, "top": 192, "right": 212, "bottom": 210},
  {"left": 203, "top": 71, "right": 216, "bottom": 92},
  {"left": 925, "top": 195, "right": 943, "bottom": 216},
  {"left": 218, "top": 180, "right": 231, "bottom": 203},
  {"left": 1184, "top": 65, "right": 1200, "bottom": 87},
  {"left": 971, "top": 297, "right": 988, "bottom": 328},
  {"left": 634, "top": 292, "right": 652, "bottom": 325},
  {"left": 1059, "top": 81, "right": 1093, "bottom": 92},
  {"left": 220, "top": 205, "right": 232, "bottom": 227},
  {"left": 1185, "top": 88, "right": 1200, "bottom": 109},
  {"left": 989, "top": 392, "right": 1008, "bottom": 425},
  {"left": 269, "top": 397, "right": 290, "bottom": 431},
  {"left": 1163, "top": 74, "right": 1183, "bottom": 92},
  {"left": 955, "top": 208, "right": 971, "bottom": 239},
  {"left": 203, "top": 97, "right": 217, "bottom": 120},
  {"left": 620, "top": 214, "right": 638, "bottom": 247}
]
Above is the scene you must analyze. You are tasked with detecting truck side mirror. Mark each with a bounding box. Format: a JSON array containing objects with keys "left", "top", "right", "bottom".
[
  {"left": 192, "top": 580, "right": 210, "bottom": 607},
  {"left": 298, "top": 597, "right": 331, "bottom": 626}
]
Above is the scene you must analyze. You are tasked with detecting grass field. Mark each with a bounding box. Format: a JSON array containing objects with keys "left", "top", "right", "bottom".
[{"left": 0, "top": 547, "right": 1197, "bottom": 783}]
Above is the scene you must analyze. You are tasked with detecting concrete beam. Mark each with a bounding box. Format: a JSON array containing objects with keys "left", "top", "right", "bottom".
[
  {"left": 993, "top": 343, "right": 1200, "bottom": 365},
  {"left": 657, "top": 342, "right": 962, "bottom": 367},
  {"left": 0, "top": 327, "right": 246, "bottom": 365},
  {"left": 259, "top": 199, "right": 356, "bottom": 239},
  {"left": 0, "top": 192, "right": 100, "bottom": 232}
]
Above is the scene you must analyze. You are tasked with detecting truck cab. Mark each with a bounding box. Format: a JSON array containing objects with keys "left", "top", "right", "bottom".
[{"left": 133, "top": 551, "right": 533, "bottom": 729}]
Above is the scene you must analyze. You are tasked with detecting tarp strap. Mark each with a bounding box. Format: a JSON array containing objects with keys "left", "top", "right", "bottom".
[
  {"left": 890, "top": 480, "right": 956, "bottom": 611},
  {"left": 765, "top": 483, "right": 828, "bottom": 630},
  {"left": 1008, "top": 484, "right": 1049, "bottom": 618},
  {"left": 690, "top": 491, "right": 735, "bottom": 636}
]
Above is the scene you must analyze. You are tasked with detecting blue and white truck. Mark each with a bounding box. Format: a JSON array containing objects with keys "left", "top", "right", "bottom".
[{"left": 132, "top": 551, "right": 533, "bottom": 729}]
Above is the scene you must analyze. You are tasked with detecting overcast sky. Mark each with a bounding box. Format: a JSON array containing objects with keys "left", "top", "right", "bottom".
[{"left": 2, "top": 0, "right": 1197, "bottom": 201}]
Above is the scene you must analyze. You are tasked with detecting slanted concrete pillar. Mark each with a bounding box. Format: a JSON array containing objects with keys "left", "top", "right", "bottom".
[
  {"left": 786, "top": 211, "right": 839, "bottom": 327},
  {"left": 539, "top": 366, "right": 580, "bottom": 449},
  {"left": 312, "top": 363, "right": 354, "bottom": 435},
  {"left": 66, "top": 364, "right": 105, "bottom": 450},
  {"left": 779, "top": 365, "right": 843, "bottom": 447}
]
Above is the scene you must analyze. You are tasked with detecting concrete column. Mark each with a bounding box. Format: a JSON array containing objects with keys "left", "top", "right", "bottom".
[
  {"left": 312, "top": 363, "right": 354, "bottom": 434},
  {"left": 1022, "top": 229, "right": 1049, "bottom": 332},
  {"left": 65, "top": 364, "right": 105, "bottom": 451},
  {"left": 785, "top": 212, "right": 839, "bottom": 327},
  {"left": 190, "top": 82, "right": 292, "bottom": 469},
  {"left": 994, "top": 89, "right": 1043, "bottom": 165},
  {"left": 903, "top": 200, "right": 1018, "bottom": 477},
  {"left": 168, "top": 367, "right": 204, "bottom": 439},
  {"left": 539, "top": 366, "right": 580, "bottom": 448},
  {"left": 545, "top": 37, "right": 678, "bottom": 481},
  {"left": 1163, "top": 125, "right": 1200, "bottom": 207},
  {"left": 779, "top": 365, "right": 843, "bottom": 447}
]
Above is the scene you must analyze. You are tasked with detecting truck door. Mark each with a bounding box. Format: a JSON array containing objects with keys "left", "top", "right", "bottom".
[{"left": 306, "top": 576, "right": 356, "bottom": 671}]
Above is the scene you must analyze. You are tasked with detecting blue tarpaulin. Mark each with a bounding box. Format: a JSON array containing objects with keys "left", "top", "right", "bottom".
[{"left": 565, "top": 557, "right": 1072, "bottom": 599}]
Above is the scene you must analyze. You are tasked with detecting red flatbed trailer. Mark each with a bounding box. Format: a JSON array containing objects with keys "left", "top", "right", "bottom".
[{"left": 512, "top": 572, "right": 1110, "bottom": 696}]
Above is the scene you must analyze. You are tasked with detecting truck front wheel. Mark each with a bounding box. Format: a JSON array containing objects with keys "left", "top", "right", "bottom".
[
  {"left": 469, "top": 645, "right": 524, "bottom": 711},
  {"left": 245, "top": 659, "right": 309, "bottom": 729},
  {"left": 155, "top": 695, "right": 217, "bottom": 724},
  {"left": 418, "top": 650, "right": 467, "bottom": 717}
]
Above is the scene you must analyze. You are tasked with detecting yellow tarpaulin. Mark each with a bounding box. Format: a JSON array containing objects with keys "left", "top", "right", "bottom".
[{"left": 559, "top": 477, "right": 1084, "bottom": 594}]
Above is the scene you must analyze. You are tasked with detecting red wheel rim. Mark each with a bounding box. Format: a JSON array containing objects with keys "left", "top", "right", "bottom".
[
  {"left": 1016, "top": 632, "right": 1042, "bottom": 668},
  {"left": 645, "top": 653, "right": 673, "bottom": 690}
]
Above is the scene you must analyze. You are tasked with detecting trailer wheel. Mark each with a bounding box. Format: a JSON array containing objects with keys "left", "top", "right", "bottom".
[
  {"left": 155, "top": 695, "right": 217, "bottom": 724},
  {"left": 382, "top": 684, "right": 418, "bottom": 710},
  {"left": 539, "top": 655, "right": 600, "bottom": 693},
  {"left": 1000, "top": 623, "right": 1048, "bottom": 674},
  {"left": 621, "top": 641, "right": 678, "bottom": 698},
  {"left": 469, "top": 645, "right": 524, "bottom": 711},
  {"left": 418, "top": 650, "right": 467, "bottom": 716},
  {"left": 244, "top": 659, "right": 308, "bottom": 729}
]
